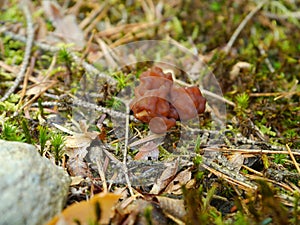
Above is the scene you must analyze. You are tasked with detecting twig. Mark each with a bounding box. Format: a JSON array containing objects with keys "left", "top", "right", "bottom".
[
  {"left": 72, "top": 97, "right": 138, "bottom": 122},
  {"left": 31, "top": 101, "right": 63, "bottom": 107},
  {"left": 19, "top": 81, "right": 57, "bottom": 112},
  {"left": 0, "top": 3, "right": 34, "bottom": 102},
  {"left": 202, "top": 89, "right": 236, "bottom": 107},
  {"left": 224, "top": 1, "right": 267, "bottom": 54},
  {"left": 286, "top": 144, "right": 300, "bottom": 175},
  {"left": 258, "top": 44, "right": 275, "bottom": 73},
  {"left": 122, "top": 103, "right": 134, "bottom": 196},
  {"left": 242, "top": 165, "right": 264, "bottom": 176}
]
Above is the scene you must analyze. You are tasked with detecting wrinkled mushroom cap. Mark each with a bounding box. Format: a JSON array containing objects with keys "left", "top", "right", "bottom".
[{"left": 130, "top": 66, "right": 206, "bottom": 133}]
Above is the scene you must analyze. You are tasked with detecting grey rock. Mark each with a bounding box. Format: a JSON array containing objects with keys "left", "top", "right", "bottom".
[{"left": 0, "top": 140, "right": 70, "bottom": 225}]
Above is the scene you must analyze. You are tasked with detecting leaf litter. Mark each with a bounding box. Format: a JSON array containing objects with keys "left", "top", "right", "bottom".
[{"left": 0, "top": 0, "right": 299, "bottom": 224}]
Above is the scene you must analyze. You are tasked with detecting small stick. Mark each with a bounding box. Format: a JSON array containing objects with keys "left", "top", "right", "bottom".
[
  {"left": 122, "top": 103, "right": 134, "bottom": 196},
  {"left": 72, "top": 97, "right": 138, "bottom": 121},
  {"left": 286, "top": 144, "right": 300, "bottom": 175},
  {"left": 242, "top": 165, "right": 264, "bottom": 176}
]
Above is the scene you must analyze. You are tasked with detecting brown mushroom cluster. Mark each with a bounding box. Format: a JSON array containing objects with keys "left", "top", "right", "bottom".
[{"left": 130, "top": 67, "right": 206, "bottom": 133}]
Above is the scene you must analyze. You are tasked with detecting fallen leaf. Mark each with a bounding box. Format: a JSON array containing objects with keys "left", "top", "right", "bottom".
[
  {"left": 25, "top": 81, "right": 56, "bottom": 96},
  {"left": 46, "top": 192, "right": 121, "bottom": 225},
  {"left": 150, "top": 160, "right": 178, "bottom": 194},
  {"left": 65, "top": 133, "right": 98, "bottom": 149},
  {"left": 65, "top": 121, "right": 99, "bottom": 177},
  {"left": 228, "top": 153, "right": 244, "bottom": 172},
  {"left": 65, "top": 121, "right": 99, "bottom": 149},
  {"left": 113, "top": 199, "right": 168, "bottom": 225},
  {"left": 156, "top": 196, "right": 186, "bottom": 220},
  {"left": 42, "top": 0, "right": 85, "bottom": 49},
  {"left": 165, "top": 168, "right": 191, "bottom": 195},
  {"left": 134, "top": 141, "right": 159, "bottom": 160},
  {"left": 70, "top": 176, "right": 84, "bottom": 186},
  {"left": 67, "top": 155, "right": 91, "bottom": 177}
]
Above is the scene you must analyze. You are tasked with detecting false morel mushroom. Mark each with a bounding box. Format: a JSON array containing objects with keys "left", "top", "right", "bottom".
[{"left": 130, "top": 67, "right": 206, "bottom": 133}]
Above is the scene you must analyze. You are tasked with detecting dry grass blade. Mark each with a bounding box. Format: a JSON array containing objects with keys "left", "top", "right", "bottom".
[
  {"left": 98, "top": 21, "right": 158, "bottom": 40},
  {"left": 285, "top": 144, "right": 300, "bottom": 175},
  {"left": 274, "top": 79, "right": 299, "bottom": 100},
  {"left": 204, "top": 146, "right": 300, "bottom": 156},
  {"left": 79, "top": 3, "right": 106, "bottom": 29},
  {"left": 83, "top": 5, "right": 109, "bottom": 37},
  {"left": 97, "top": 38, "right": 118, "bottom": 69},
  {"left": 245, "top": 174, "right": 294, "bottom": 192},
  {"left": 16, "top": 56, "right": 34, "bottom": 107},
  {"left": 201, "top": 163, "right": 256, "bottom": 191}
]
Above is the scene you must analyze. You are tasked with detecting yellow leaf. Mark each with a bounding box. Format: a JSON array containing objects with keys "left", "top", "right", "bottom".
[{"left": 46, "top": 192, "right": 120, "bottom": 225}]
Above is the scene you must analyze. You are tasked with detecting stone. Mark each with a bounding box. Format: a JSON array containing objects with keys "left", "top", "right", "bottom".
[{"left": 0, "top": 140, "right": 71, "bottom": 225}]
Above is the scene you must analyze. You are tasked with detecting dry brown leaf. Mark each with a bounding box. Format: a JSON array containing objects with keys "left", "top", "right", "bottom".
[
  {"left": 228, "top": 153, "right": 244, "bottom": 172},
  {"left": 25, "top": 81, "right": 56, "bottom": 96},
  {"left": 134, "top": 141, "right": 159, "bottom": 160},
  {"left": 36, "top": 16, "right": 48, "bottom": 41},
  {"left": 65, "top": 120, "right": 99, "bottom": 150},
  {"left": 113, "top": 199, "right": 168, "bottom": 225},
  {"left": 46, "top": 192, "right": 121, "bottom": 225},
  {"left": 65, "top": 121, "right": 99, "bottom": 177},
  {"left": 165, "top": 168, "right": 191, "bottom": 195},
  {"left": 65, "top": 132, "right": 98, "bottom": 149},
  {"left": 42, "top": 0, "right": 85, "bottom": 49},
  {"left": 67, "top": 155, "right": 91, "bottom": 177},
  {"left": 70, "top": 176, "right": 84, "bottom": 186},
  {"left": 156, "top": 196, "right": 186, "bottom": 220},
  {"left": 150, "top": 160, "right": 178, "bottom": 194}
]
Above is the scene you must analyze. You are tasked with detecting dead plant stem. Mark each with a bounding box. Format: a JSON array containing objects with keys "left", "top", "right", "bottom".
[{"left": 224, "top": 0, "right": 267, "bottom": 54}]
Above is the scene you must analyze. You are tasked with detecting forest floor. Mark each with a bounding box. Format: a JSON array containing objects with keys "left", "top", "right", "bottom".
[{"left": 0, "top": 1, "right": 299, "bottom": 224}]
